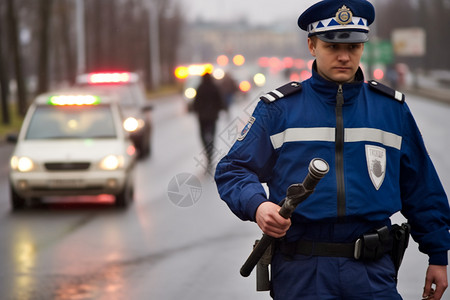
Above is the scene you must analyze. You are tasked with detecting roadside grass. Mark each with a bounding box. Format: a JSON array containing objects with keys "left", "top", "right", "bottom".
[{"left": 0, "top": 104, "right": 24, "bottom": 142}]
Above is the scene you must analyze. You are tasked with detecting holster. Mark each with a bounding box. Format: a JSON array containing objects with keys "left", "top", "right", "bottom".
[
  {"left": 390, "top": 223, "right": 411, "bottom": 281},
  {"left": 254, "top": 239, "right": 273, "bottom": 291},
  {"left": 354, "top": 226, "right": 393, "bottom": 261}
]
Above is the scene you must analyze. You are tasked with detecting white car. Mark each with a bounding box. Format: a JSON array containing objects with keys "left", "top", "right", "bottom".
[
  {"left": 75, "top": 72, "right": 153, "bottom": 158},
  {"left": 8, "top": 89, "right": 137, "bottom": 210}
]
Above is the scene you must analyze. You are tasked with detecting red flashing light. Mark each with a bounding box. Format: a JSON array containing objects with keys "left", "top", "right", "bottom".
[
  {"left": 283, "top": 57, "right": 294, "bottom": 69},
  {"left": 294, "top": 59, "right": 306, "bottom": 69},
  {"left": 373, "top": 69, "right": 384, "bottom": 80},
  {"left": 300, "top": 70, "right": 312, "bottom": 81},
  {"left": 258, "top": 57, "right": 270, "bottom": 68},
  {"left": 88, "top": 72, "right": 131, "bottom": 84},
  {"left": 290, "top": 73, "right": 300, "bottom": 82},
  {"left": 127, "top": 145, "right": 136, "bottom": 156}
]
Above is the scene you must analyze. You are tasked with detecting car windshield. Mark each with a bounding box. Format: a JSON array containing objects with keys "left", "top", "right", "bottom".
[{"left": 25, "top": 105, "right": 117, "bottom": 140}]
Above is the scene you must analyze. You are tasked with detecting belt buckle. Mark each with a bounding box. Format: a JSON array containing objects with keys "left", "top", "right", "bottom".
[{"left": 354, "top": 238, "right": 362, "bottom": 260}]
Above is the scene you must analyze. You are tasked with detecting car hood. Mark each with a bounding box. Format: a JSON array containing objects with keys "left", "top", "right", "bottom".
[{"left": 13, "top": 139, "right": 128, "bottom": 162}]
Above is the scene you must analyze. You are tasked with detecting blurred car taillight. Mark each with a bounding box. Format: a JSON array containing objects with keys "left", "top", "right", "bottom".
[{"left": 88, "top": 72, "right": 131, "bottom": 84}]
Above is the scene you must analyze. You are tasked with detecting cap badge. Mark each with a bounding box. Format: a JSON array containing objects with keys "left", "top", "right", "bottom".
[{"left": 336, "top": 5, "right": 353, "bottom": 25}]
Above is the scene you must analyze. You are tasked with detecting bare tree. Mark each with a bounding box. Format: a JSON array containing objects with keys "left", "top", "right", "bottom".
[
  {"left": 36, "top": 0, "right": 53, "bottom": 94},
  {"left": 6, "top": 0, "right": 28, "bottom": 116},
  {"left": 0, "top": 2, "right": 10, "bottom": 124},
  {"left": 82, "top": 0, "right": 182, "bottom": 89},
  {"left": 159, "top": 3, "right": 183, "bottom": 84},
  {"left": 52, "top": 0, "right": 76, "bottom": 85}
]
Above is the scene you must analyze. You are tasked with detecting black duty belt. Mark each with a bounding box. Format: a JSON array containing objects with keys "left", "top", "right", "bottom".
[
  {"left": 280, "top": 240, "right": 355, "bottom": 258},
  {"left": 278, "top": 226, "right": 393, "bottom": 261}
]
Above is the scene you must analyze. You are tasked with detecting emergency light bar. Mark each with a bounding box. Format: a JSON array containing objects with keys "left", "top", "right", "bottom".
[
  {"left": 48, "top": 95, "right": 100, "bottom": 106},
  {"left": 88, "top": 72, "right": 131, "bottom": 84}
]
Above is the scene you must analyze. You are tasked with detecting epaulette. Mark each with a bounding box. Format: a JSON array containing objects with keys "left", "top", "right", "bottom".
[
  {"left": 368, "top": 80, "right": 405, "bottom": 103},
  {"left": 260, "top": 81, "right": 302, "bottom": 103}
]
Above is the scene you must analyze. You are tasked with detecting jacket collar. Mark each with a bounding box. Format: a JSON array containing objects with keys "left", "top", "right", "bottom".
[{"left": 308, "top": 61, "right": 364, "bottom": 104}]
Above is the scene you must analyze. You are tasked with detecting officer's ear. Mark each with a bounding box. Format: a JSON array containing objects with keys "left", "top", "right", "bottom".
[{"left": 308, "top": 37, "right": 317, "bottom": 57}]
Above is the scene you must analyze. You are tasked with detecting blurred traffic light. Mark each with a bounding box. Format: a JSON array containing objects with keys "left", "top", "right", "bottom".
[
  {"left": 217, "top": 55, "right": 229, "bottom": 67},
  {"left": 174, "top": 66, "right": 189, "bottom": 79},
  {"left": 239, "top": 80, "right": 251, "bottom": 92},
  {"left": 233, "top": 55, "right": 245, "bottom": 66}
]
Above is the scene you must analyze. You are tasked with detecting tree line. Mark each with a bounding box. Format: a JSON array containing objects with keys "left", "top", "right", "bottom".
[{"left": 0, "top": 0, "right": 183, "bottom": 124}]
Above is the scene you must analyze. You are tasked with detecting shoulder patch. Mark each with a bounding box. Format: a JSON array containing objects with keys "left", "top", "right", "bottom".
[
  {"left": 260, "top": 81, "right": 302, "bottom": 103},
  {"left": 368, "top": 80, "right": 405, "bottom": 103}
]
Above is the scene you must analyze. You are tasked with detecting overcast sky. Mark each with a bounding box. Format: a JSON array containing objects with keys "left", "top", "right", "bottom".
[{"left": 175, "top": 0, "right": 321, "bottom": 25}]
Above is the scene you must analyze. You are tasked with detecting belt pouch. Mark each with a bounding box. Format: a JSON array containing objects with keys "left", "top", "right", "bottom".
[{"left": 361, "top": 226, "right": 391, "bottom": 260}]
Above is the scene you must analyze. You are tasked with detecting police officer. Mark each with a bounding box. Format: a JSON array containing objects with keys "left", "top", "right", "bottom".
[{"left": 214, "top": 0, "right": 450, "bottom": 299}]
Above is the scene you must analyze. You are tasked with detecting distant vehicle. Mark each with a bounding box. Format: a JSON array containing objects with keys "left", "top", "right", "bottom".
[
  {"left": 7, "top": 89, "right": 137, "bottom": 210},
  {"left": 75, "top": 72, "right": 153, "bottom": 158}
]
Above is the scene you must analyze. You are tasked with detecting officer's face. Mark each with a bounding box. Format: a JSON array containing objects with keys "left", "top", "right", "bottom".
[{"left": 308, "top": 37, "right": 364, "bottom": 83}]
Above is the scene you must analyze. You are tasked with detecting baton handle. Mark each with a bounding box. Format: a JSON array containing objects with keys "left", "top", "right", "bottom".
[
  {"left": 240, "top": 158, "right": 329, "bottom": 277},
  {"left": 240, "top": 234, "right": 274, "bottom": 277}
]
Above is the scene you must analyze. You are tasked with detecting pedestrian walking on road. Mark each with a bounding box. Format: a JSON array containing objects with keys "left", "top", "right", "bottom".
[{"left": 193, "top": 72, "right": 225, "bottom": 169}]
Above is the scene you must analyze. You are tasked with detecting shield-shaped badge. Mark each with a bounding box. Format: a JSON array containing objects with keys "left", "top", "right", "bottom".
[
  {"left": 237, "top": 116, "right": 255, "bottom": 141},
  {"left": 365, "top": 145, "right": 386, "bottom": 190}
]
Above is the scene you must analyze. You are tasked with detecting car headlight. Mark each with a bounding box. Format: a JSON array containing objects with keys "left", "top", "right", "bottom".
[
  {"left": 123, "top": 117, "right": 139, "bottom": 132},
  {"left": 11, "top": 156, "right": 35, "bottom": 172},
  {"left": 99, "top": 155, "right": 123, "bottom": 170}
]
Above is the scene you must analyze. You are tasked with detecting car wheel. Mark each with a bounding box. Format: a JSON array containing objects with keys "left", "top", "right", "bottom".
[
  {"left": 114, "top": 181, "right": 134, "bottom": 208},
  {"left": 10, "top": 184, "right": 27, "bottom": 211}
]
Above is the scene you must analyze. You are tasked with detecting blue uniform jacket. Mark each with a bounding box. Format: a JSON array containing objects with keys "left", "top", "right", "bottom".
[{"left": 215, "top": 66, "right": 450, "bottom": 265}]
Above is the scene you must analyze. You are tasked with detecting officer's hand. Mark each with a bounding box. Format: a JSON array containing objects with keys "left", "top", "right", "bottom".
[
  {"left": 423, "top": 265, "right": 448, "bottom": 300},
  {"left": 255, "top": 201, "right": 291, "bottom": 238}
]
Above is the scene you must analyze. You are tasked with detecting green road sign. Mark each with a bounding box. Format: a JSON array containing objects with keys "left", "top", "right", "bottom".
[{"left": 362, "top": 40, "right": 394, "bottom": 65}]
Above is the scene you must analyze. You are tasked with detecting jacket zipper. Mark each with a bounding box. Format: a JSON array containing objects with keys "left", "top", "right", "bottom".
[{"left": 335, "top": 84, "right": 346, "bottom": 218}]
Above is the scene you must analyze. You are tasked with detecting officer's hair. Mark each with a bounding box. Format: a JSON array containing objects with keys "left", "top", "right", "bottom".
[{"left": 309, "top": 36, "right": 318, "bottom": 47}]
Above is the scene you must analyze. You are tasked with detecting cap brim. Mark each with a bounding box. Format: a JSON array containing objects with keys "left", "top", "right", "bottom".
[{"left": 315, "top": 31, "right": 369, "bottom": 43}]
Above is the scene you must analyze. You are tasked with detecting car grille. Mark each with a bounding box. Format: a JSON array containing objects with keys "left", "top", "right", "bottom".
[{"left": 44, "top": 162, "right": 91, "bottom": 171}]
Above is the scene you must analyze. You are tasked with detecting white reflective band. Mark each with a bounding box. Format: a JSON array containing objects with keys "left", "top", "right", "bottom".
[
  {"left": 262, "top": 94, "right": 276, "bottom": 102},
  {"left": 272, "top": 90, "right": 284, "bottom": 98},
  {"left": 345, "top": 128, "right": 402, "bottom": 150},
  {"left": 270, "top": 127, "right": 402, "bottom": 150},
  {"left": 270, "top": 128, "right": 335, "bottom": 149},
  {"left": 395, "top": 91, "right": 403, "bottom": 102}
]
